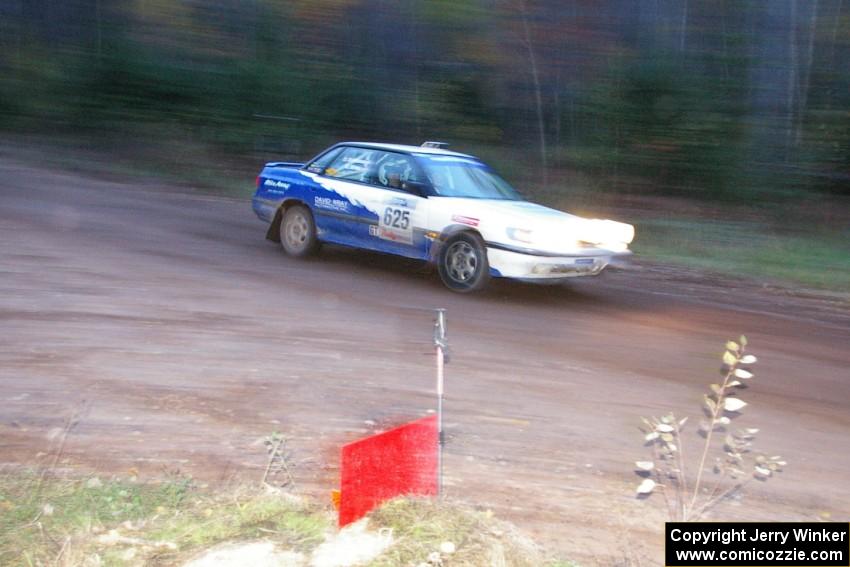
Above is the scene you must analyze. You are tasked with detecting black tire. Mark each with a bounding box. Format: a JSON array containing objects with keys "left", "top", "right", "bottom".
[
  {"left": 279, "top": 205, "right": 319, "bottom": 258},
  {"left": 438, "top": 232, "right": 490, "bottom": 292}
]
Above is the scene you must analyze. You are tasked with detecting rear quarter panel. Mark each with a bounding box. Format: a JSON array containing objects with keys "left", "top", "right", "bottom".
[{"left": 252, "top": 166, "right": 316, "bottom": 223}]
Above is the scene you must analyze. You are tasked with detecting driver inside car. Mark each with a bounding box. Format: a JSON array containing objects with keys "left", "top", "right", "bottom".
[{"left": 381, "top": 162, "right": 405, "bottom": 189}]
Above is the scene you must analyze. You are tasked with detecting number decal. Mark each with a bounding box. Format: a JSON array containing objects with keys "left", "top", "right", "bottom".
[
  {"left": 377, "top": 206, "right": 413, "bottom": 243},
  {"left": 382, "top": 207, "right": 410, "bottom": 229}
]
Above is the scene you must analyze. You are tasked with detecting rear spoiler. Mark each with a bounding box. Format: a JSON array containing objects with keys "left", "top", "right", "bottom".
[{"left": 264, "top": 161, "right": 304, "bottom": 168}]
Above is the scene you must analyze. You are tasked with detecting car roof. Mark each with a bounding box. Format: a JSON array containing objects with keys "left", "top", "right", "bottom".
[{"left": 339, "top": 141, "right": 476, "bottom": 159}]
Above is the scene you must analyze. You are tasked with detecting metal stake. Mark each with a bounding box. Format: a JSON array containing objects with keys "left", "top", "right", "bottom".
[{"left": 433, "top": 308, "right": 448, "bottom": 496}]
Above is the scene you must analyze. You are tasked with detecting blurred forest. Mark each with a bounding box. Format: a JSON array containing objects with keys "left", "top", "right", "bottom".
[{"left": 1, "top": 0, "right": 848, "bottom": 204}]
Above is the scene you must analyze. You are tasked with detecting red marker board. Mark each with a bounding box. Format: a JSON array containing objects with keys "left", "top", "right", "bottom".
[{"left": 339, "top": 415, "right": 438, "bottom": 527}]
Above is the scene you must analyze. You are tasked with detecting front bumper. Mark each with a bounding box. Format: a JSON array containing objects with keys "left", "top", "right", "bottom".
[{"left": 486, "top": 245, "right": 631, "bottom": 280}]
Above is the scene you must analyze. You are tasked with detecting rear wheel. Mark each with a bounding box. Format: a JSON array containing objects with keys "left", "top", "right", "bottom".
[
  {"left": 280, "top": 205, "right": 318, "bottom": 258},
  {"left": 438, "top": 232, "right": 490, "bottom": 292}
]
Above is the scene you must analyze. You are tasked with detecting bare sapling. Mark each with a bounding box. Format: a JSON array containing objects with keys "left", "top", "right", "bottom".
[
  {"left": 635, "top": 336, "right": 785, "bottom": 521},
  {"left": 261, "top": 431, "right": 296, "bottom": 489}
]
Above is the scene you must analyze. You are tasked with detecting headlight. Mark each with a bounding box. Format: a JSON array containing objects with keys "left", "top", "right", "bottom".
[
  {"left": 506, "top": 227, "right": 534, "bottom": 244},
  {"left": 582, "top": 220, "right": 634, "bottom": 245}
]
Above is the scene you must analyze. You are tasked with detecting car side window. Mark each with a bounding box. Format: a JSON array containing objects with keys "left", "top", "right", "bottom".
[
  {"left": 325, "top": 147, "right": 380, "bottom": 183},
  {"left": 305, "top": 147, "right": 343, "bottom": 174},
  {"left": 372, "top": 151, "right": 423, "bottom": 192},
  {"left": 323, "top": 148, "right": 427, "bottom": 194}
]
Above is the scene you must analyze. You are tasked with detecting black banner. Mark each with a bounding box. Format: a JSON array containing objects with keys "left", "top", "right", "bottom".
[{"left": 666, "top": 522, "right": 849, "bottom": 566}]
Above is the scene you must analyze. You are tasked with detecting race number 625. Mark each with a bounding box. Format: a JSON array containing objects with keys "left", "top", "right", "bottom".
[{"left": 383, "top": 207, "right": 410, "bottom": 229}]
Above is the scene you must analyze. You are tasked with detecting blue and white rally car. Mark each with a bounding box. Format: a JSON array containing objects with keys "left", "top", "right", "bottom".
[{"left": 252, "top": 141, "right": 634, "bottom": 292}]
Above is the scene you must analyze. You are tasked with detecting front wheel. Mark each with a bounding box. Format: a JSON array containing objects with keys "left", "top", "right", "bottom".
[
  {"left": 280, "top": 205, "right": 319, "bottom": 258},
  {"left": 438, "top": 233, "right": 490, "bottom": 292}
]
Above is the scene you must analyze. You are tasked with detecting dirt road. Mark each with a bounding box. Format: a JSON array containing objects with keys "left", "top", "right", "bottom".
[{"left": 2, "top": 157, "right": 849, "bottom": 564}]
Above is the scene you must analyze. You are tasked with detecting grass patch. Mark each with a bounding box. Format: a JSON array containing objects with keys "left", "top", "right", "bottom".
[
  {"left": 633, "top": 218, "right": 850, "bottom": 293},
  {"left": 0, "top": 472, "right": 577, "bottom": 567},
  {"left": 368, "top": 497, "right": 572, "bottom": 567},
  {"left": 0, "top": 470, "right": 329, "bottom": 566}
]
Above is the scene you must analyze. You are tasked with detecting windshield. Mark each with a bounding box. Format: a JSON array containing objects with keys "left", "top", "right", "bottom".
[{"left": 416, "top": 155, "right": 524, "bottom": 200}]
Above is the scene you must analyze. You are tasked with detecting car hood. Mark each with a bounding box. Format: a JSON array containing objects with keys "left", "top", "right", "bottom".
[{"left": 431, "top": 198, "right": 634, "bottom": 253}]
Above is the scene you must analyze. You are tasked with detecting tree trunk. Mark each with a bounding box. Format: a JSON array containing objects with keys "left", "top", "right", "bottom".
[
  {"left": 785, "top": 0, "right": 799, "bottom": 162},
  {"left": 409, "top": 0, "right": 421, "bottom": 137},
  {"left": 553, "top": 72, "right": 562, "bottom": 153},
  {"left": 828, "top": 0, "right": 843, "bottom": 109},
  {"left": 520, "top": 0, "right": 548, "bottom": 187},
  {"left": 795, "top": 0, "right": 819, "bottom": 146},
  {"left": 95, "top": 0, "right": 102, "bottom": 57},
  {"left": 721, "top": 0, "right": 730, "bottom": 81},
  {"left": 831, "top": 0, "right": 843, "bottom": 62}
]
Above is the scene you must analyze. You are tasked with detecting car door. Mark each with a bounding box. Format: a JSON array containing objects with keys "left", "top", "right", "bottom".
[
  {"left": 308, "top": 146, "right": 380, "bottom": 248},
  {"left": 319, "top": 148, "right": 430, "bottom": 260},
  {"left": 364, "top": 151, "right": 430, "bottom": 259}
]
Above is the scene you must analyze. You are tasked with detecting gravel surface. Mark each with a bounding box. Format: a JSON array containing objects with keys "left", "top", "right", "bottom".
[{"left": 2, "top": 158, "right": 848, "bottom": 564}]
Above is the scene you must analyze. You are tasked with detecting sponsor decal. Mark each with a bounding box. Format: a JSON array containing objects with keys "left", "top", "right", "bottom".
[
  {"left": 386, "top": 196, "right": 417, "bottom": 209},
  {"left": 264, "top": 179, "right": 290, "bottom": 190},
  {"left": 369, "top": 225, "right": 380, "bottom": 237},
  {"left": 378, "top": 227, "right": 408, "bottom": 242},
  {"left": 451, "top": 214, "right": 479, "bottom": 227},
  {"left": 575, "top": 258, "right": 594, "bottom": 265},
  {"left": 314, "top": 196, "right": 350, "bottom": 212}
]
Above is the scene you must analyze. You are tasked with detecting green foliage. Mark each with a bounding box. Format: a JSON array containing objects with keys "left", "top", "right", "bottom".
[
  {"left": 1, "top": 0, "right": 848, "bottom": 210},
  {"left": 574, "top": 55, "right": 748, "bottom": 199},
  {"left": 634, "top": 218, "right": 850, "bottom": 292}
]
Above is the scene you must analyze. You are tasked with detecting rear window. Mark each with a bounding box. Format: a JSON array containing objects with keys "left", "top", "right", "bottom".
[{"left": 305, "top": 147, "right": 343, "bottom": 174}]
